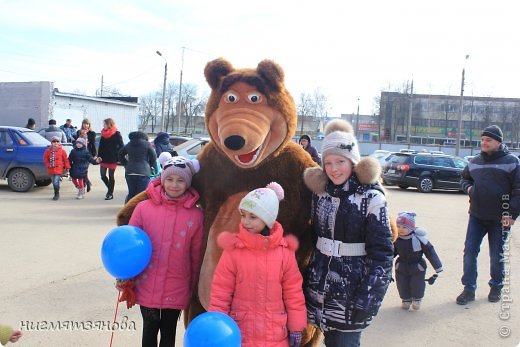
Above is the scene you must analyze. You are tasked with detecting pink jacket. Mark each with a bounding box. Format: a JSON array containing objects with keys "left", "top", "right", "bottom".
[
  {"left": 209, "top": 222, "right": 307, "bottom": 347},
  {"left": 129, "top": 178, "right": 204, "bottom": 310}
]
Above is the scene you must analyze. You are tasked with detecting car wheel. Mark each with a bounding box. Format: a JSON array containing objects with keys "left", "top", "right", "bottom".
[
  {"left": 417, "top": 176, "right": 433, "bottom": 193},
  {"left": 36, "top": 179, "right": 52, "bottom": 187},
  {"left": 398, "top": 185, "right": 409, "bottom": 189},
  {"left": 8, "top": 168, "right": 35, "bottom": 192}
]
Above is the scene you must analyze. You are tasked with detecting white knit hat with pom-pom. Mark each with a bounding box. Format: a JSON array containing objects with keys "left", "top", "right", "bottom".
[
  {"left": 321, "top": 119, "right": 360, "bottom": 165},
  {"left": 239, "top": 182, "right": 284, "bottom": 228},
  {"left": 158, "top": 152, "right": 200, "bottom": 187}
]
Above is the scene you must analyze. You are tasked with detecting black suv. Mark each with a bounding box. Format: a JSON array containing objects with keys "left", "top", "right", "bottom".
[{"left": 382, "top": 152, "right": 467, "bottom": 193}]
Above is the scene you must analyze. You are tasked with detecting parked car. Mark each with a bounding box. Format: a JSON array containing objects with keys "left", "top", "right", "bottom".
[
  {"left": 169, "top": 135, "right": 191, "bottom": 147},
  {"left": 0, "top": 126, "right": 55, "bottom": 192},
  {"left": 368, "top": 150, "right": 393, "bottom": 168},
  {"left": 382, "top": 151, "right": 467, "bottom": 193},
  {"left": 172, "top": 137, "right": 210, "bottom": 160}
]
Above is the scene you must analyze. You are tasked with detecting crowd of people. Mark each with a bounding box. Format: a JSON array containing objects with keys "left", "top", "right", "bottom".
[{"left": 15, "top": 116, "right": 518, "bottom": 347}]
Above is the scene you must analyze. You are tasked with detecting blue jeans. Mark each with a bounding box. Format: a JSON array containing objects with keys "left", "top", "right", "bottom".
[
  {"left": 323, "top": 330, "right": 361, "bottom": 347},
  {"left": 125, "top": 174, "right": 150, "bottom": 203},
  {"left": 50, "top": 174, "right": 61, "bottom": 190},
  {"left": 462, "top": 215, "right": 505, "bottom": 292}
]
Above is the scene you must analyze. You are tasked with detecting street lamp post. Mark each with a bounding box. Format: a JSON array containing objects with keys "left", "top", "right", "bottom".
[
  {"left": 156, "top": 50, "right": 167, "bottom": 133},
  {"left": 355, "top": 98, "right": 360, "bottom": 138},
  {"left": 456, "top": 54, "right": 469, "bottom": 157}
]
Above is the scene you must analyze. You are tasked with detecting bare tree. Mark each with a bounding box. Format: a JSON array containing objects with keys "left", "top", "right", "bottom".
[
  {"left": 138, "top": 92, "right": 162, "bottom": 132},
  {"left": 296, "top": 88, "right": 328, "bottom": 135}
]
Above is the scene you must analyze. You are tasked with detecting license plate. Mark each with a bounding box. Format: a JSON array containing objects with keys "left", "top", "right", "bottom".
[{"left": 388, "top": 169, "right": 395, "bottom": 174}]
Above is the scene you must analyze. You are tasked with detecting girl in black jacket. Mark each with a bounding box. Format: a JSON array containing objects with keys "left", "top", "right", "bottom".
[{"left": 69, "top": 137, "right": 100, "bottom": 199}]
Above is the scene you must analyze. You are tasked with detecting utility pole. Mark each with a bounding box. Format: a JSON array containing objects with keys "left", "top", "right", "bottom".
[
  {"left": 177, "top": 47, "right": 185, "bottom": 134},
  {"left": 156, "top": 51, "right": 167, "bottom": 133},
  {"left": 100, "top": 75, "right": 104, "bottom": 97},
  {"left": 406, "top": 80, "right": 414, "bottom": 143},
  {"left": 456, "top": 54, "right": 469, "bottom": 157},
  {"left": 355, "top": 98, "right": 360, "bottom": 138}
]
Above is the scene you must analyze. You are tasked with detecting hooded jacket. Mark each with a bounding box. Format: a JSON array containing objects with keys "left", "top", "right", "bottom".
[
  {"left": 153, "top": 132, "right": 174, "bottom": 157},
  {"left": 461, "top": 144, "right": 520, "bottom": 220},
  {"left": 303, "top": 159, "right": 394, "bottom": 332},
  {"left": 118, "top": 131, "right": 157, "bottom": 177},
  {"left": 129, "top": 179, "right": 204, "bottom": 310},
  {"left": 68, "top": 145, "right": 98, "bottom": 178},
  {"left": 209, "top": 222, "right": 307, "bottom": 346},
  {"left": 98, "top": 129, "right": 124, "bottom": 164}
]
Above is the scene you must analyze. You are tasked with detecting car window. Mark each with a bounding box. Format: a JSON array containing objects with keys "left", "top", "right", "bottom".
[
  {"left": 388, "top": 154, "right": 408, "bottom": 164},
  {"left": 18, "top": 130, "right": 51, "bottom": 146},
  {"left": 432, "top": 157, "right": 454, "bottom": 168},
  {"left": 414, "top": 156, "right": 431, "bottom": 165},
  {"left": 0, "top": 129, "right": 14, "bottom": 146},
  {"left": 452, "top": 158, "right": 467, "bottom": 169}
]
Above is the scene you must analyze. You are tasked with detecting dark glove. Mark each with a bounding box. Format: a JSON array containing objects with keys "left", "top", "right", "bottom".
[
  {"left": 425, "top": 273, "right": 438, "bottom": 285},
  {"left": 351, "top": 309, "right": 371, "bottom": 323},
  {"left": 289, "top": 331, "right": 302, "bottom": 347},
  {"left": 116, "top": 279, "right": 136, "bottom": 309}
]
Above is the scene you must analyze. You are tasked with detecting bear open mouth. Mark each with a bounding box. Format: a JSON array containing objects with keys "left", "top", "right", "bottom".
[{"left": 235, "top": 144, "right": 262, "bottom": 165}]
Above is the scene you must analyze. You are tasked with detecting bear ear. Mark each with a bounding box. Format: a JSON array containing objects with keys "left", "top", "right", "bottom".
[
  {"left": 204, "top": 58, "right": 234, "bottom": 90},
  {"left": 257, "top": 59, "right": 284, "bottom": 92}
]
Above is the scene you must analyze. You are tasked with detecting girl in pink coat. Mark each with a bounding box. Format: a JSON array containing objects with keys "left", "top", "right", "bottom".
[
  {"left": 209, "top": 182, "right": 307, "bottom": 347},
  {"left": 128, "top": 153, "right": 204, "bottom": 347}
]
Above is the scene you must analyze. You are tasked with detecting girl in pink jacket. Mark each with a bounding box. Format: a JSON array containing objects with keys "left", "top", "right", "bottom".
[
  {"left": 129, "top": 153, "right": 204, "bottom": 347},
  {"left": 209, "top": 182, "right": 307, "bottom": 347}
]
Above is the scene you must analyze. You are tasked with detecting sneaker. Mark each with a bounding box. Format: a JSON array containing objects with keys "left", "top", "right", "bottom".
[
  {"left": 105, "top": 194, "right": 113, "bottom": 200},
  {"left": 77, "top": 189, "right": 85, "bottom": 200},
  {"left": 401, "top": 300, "right": 411, "bottom": 310},
  {"left": 412, "top": 299, "right": 421, "bottom": 310},
  {"left": 488, "top": 287, "right": 502, "bottom": 303},
  {"left": 456, "top": 290, "right": 475, "bottom": 305}
]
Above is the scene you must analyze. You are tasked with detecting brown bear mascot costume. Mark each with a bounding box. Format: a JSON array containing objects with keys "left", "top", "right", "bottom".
[{"left": 117, "top": 58, "right": 394, "bottom": 346}]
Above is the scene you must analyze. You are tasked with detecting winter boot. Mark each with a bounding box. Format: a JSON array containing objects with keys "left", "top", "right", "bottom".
[
  {"left": 488, "top": 287, "right": 502, "bottom": 303},
  {"left": 401, "top": 299, "right": 412, "bottom": 310},
  {"left": 456, "top": 290, "right": 475, "bottom": 305},
  {"left": 412, "top": 299, "right": 422, "bottom": 310},
  {"left": 52, "top": 188, "right": 60, "bottom": 201}
]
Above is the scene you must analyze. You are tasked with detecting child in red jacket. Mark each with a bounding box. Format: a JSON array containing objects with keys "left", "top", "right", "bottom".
[
  {"left": 43, "top": 136, "right": 70, "bottom": 200},
  {"left": 209, "top": 182, "right": 307, "bottom": 347}
]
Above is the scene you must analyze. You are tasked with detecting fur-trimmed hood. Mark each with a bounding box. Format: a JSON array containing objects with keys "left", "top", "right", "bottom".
[
  {"left": 303, "top": 156, "right": 381, "bottom": 194},
  {"left": 217, "top": 221, "right": 299, "bottom": 252}
]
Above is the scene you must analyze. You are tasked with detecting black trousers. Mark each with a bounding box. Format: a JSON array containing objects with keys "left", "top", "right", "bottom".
[
  {"left": 140, "top": 306, "right": 181, "bottom": 347},
  {"left": 395, "top": 259, "right": 427, "bottom": 300},
  {"left": 100, "top": 166, "right": 115, "bottom": 195}
]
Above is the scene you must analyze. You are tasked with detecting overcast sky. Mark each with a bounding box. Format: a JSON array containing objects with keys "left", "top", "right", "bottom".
[{"left": 1, "top": 0, "right": 519, "bottom": 117}]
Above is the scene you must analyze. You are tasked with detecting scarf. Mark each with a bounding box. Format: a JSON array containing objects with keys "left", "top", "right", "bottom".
[
  {"left": 101, "top": 126, "right": 118, "bottom": 139},
  {"left": 49, "top": 146, "right": 60, "bottom": 168},
  {"left": 400, "top": 229, "right": 429, "bottom": 252}
]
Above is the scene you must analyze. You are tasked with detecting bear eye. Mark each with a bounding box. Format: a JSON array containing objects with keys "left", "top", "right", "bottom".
[
  {"left": 224, "top": 92, "right": 239, "bottom": 103},
  {"left": 247, "top": 93, "right": 262, "bottom": 103}
]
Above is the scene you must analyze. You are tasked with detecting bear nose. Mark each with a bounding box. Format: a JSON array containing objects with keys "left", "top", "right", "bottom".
[{"left": 224, "top": 135, "right": 245, "bottom": 150}]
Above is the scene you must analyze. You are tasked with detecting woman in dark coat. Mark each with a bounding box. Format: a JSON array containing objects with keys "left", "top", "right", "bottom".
[
  {"left": 118, "top": 131, "right": 157, "bottom": 203},
  {"left": 76, "top": 118, "right": 97, "bottom": 192},
  {"left": 97, "top": 118, "right": 124, "bottom": 200},
  {"left": 299, "top": 134, "right": 321, "bottom": 165},
  {"left": 153, "top": 132, "right": 174, "bottom": 157}
]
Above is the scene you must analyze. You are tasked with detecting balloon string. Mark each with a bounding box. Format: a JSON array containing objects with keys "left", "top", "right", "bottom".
[{"left": 109, "top": 291, "right": 121, "bottom": 347}]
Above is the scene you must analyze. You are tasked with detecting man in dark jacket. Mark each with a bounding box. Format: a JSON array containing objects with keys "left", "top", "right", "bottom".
[
  {"left": 457, "top": 125, "right": 520, "bottom": 305},
  {"left": 153, "top": 132, "right": 174, "bottom": 157}
]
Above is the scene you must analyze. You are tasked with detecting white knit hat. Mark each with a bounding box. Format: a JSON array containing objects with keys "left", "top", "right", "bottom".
[
  {"left": 239, "top": 182, "right": 284, "bottom": 228},
  {"left": 321, "top": 119, "right": 360, "bottom": 165}
]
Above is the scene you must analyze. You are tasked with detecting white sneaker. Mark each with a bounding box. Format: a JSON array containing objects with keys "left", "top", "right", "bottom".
[
  {"left": 402, "top": 300, "right": 411, "bottom": 310},
  {"left": 77, "top": 188, "right": 85, "bottom": 200},
  {"left": 412, "top": 299, "right": 421, "bottom": 310}
]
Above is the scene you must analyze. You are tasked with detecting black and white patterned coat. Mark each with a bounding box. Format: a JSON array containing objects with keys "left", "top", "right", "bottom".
[{"left": 303, "top": 160, "right": 394, "bottom": 332}]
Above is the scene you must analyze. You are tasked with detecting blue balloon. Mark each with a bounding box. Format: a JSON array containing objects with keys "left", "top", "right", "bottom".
[
  {"left": 184, "top": 312, "right": 241, "bottom": 347},
  {"left": 101, "top": 225, "right": 152, "bottom": 280}
]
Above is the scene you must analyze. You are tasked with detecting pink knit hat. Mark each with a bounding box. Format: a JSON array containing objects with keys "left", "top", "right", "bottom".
[{"left": 158, "top": 152, "right": 200, "bottom": 187}]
